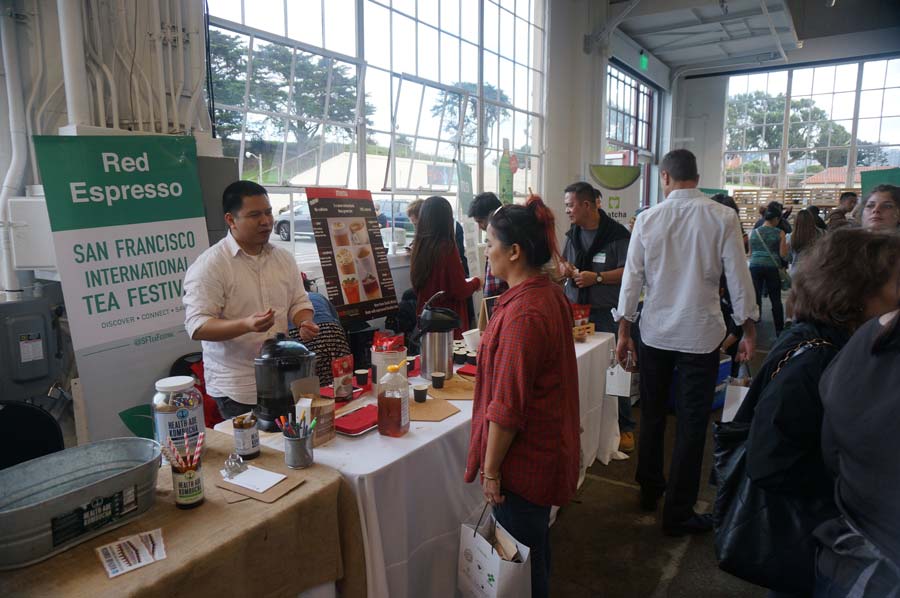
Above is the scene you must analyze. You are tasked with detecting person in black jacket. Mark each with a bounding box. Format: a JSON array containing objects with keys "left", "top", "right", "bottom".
[
  {"left": 816, "top": 306, "right": 900, "bottom": 596},
  {"left": 730, "top": 229, "right": 900, "bottom": 598}
]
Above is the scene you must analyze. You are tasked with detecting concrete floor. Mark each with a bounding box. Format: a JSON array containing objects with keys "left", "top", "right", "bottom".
[{"left": 549, "top": 296, "right": 784, "bottom": 597}]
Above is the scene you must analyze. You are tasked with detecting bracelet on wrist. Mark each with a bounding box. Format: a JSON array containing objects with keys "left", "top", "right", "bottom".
[{"left": 481, "top": 470, "right": 501, "bottom": 481}]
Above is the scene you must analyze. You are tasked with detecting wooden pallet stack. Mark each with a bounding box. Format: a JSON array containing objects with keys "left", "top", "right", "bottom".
[{"left": 731, "top": 187, "right": 861, "bottom": 229}]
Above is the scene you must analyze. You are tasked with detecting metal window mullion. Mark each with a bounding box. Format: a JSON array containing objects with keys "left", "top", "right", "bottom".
[
  {"left": 280, "top": 48, "right": 298, "bottom": 185},
  {"left": 238, "top": 35, "right": 256, "bottom": 177},
  {"left": 433, "top": 93, "right": 449, "bottom": 166},
  {"left": 209, "top": 16, "right": 363, "bottom": 66},
  {"left": 847, "top": 62, "right": 865, "bottom": 188},
  {"left": 315, "top": 60, "right": 336, "bottom": 186},
  {"left": 356, "top": 62, "right": 367, "bottom": 189},
  {"left": 777, "top": 70, "right": 792, "bottom": 189},
  {"left": 388, "top": 77, "right": 403, "bottom": 193},
  {"left": 321, "top": 0, "right": 326, "bottom": 50},
  {"left": 216, "top": 103, "right": 356, "bottom": 129},
  {"left": 355, "top": 0, "right": 366, "bottom": 191},
  {"left": 453, "top": 93, "right": 469, "bottom": 162},
  {"left": 477, "top": 0, "right": 485, "bottom": 193},
  {"left": 406, "top": 86, "right": 427, "bottom": 189}
]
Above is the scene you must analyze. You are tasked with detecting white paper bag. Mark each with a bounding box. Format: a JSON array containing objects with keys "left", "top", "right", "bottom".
[
  {"left": 458, "top": 514, "right": 531, "bottom": 598},
  {"left": 606, "top": 364, "right": 639, "bottom": 398}
]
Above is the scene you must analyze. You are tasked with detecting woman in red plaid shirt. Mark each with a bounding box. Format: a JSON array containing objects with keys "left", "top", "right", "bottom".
[{"left": 465, "top": 196, "right": 580, "bottom": 598}]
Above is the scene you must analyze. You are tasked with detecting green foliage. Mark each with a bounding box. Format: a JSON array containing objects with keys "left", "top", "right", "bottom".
[
  {"left": 209, "top": 29, "right": 373, "bottom": 153},
  {"left": 726, "top": 90, "right": 887, "bottom": 172},
  {"left": 430, "top": 82, "right": 510, "bottom": 144}
]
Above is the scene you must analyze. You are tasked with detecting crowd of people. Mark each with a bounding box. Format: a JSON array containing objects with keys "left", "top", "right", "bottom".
[{"left": 184, "top": 156, "right": 899, "bottom": 598}]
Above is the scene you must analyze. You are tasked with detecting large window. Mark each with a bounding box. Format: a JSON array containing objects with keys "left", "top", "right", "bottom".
[
  {"left": 605, "top": 64, "right": 657, "bottom": 206},
  {"left": 207, "top": 0, "right": 546, "bottom": 263},
  {"left": 724, "top": 58, "right": 900, "bottom": 190}
]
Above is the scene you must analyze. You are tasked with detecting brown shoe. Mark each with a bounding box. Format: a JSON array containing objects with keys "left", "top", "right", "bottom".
[{"left": 619, "top": 431, "right": 635, "bottom": 453}]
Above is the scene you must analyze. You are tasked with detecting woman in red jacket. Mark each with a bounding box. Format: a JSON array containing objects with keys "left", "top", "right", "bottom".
[
  {"left": 410, "top": 196, "right": 480, "bottom": 338},
  {"left": 465, "top": 195, "right": 580, "bottom": 598}
]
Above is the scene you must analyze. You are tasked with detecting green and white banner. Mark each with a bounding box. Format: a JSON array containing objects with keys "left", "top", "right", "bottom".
[
  {"left": 589, "top": 165, "right": 642, "bottom": 226},
  {"left": 34, "top": 136, "right": 209, "bottom": 440}
]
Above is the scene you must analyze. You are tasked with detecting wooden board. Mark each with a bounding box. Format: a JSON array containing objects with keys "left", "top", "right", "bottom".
[
  {"left": 409, "top": 397, "right": 461, "bottom": 422},
  {"left": 426, "top": 374, "right": 475, "bottom": 401}
]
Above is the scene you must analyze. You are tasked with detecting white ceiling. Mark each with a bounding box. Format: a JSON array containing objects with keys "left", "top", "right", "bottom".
[{"left": 616, "top": 0, "right": 797, "bottom": 69}]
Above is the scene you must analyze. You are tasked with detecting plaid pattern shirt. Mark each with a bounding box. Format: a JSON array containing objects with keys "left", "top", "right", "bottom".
[
  {"left": 465, "top": 275, "right": 580, "bottom": 507},
  {"left": 481, "top": 258, "right": 509, "bottom": 297}
]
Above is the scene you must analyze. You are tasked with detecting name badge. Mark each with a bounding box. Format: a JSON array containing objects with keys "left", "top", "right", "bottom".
[{"left": 592, "top": 253, "right": 606, "bottom": 265}]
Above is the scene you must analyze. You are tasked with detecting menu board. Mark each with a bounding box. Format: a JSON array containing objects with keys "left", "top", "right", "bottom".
[{"left": 307, "top": 188, "right": 398, "bottom": 322}]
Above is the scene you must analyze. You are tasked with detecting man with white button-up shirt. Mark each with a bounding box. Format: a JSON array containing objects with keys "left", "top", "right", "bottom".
[
  {"left": 614, "top": 150, "right": 758, "bottom": 537},
  {"left": 183, "top": 181, "right": 318, "bottom": 419}
]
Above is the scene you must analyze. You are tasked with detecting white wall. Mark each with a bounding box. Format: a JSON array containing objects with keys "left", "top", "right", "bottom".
[{"left": 671, "top": 75, "right": 729, "bottom": 190}]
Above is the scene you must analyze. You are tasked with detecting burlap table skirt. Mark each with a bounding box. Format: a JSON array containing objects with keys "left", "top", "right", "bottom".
[{"left": 0, "top": 429, "right": 366, "bottom": 597}]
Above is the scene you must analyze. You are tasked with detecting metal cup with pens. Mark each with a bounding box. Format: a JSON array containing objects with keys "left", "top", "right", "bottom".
[{"left": 278, "top": 413, "right": 316, "bottom": 469}]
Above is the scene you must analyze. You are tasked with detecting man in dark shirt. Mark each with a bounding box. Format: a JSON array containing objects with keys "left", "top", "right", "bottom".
[
  {"left": 560, "top": 181, "right": 634, "bottom": 451},
  {"left": 467, "top": 192, "right": 508, "bottom": 297},
  {"left": 826, "top": 192, "right": 858, "bottom": 231}
]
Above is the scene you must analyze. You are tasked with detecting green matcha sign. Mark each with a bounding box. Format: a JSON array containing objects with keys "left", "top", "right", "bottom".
[
  {"left": 34, "top": 136, "right": 209, "bottom": 440},
  {"left": 589, "top": 164, "right": 642, "bottom": 226}
]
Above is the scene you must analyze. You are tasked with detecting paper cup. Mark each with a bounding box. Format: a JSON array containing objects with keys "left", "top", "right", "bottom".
[{"left": 462, "top": 328, "right": 481, "bottom": 352}]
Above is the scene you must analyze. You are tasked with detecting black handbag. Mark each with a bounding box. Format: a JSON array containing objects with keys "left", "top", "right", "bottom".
[{"left": 713, "top": 339, "right": 836, "bottom": 594}]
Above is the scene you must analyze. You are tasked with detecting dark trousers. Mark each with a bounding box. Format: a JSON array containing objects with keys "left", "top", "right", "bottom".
[
  {"left": 493, "top": 491, "right": 552, "bottom": 598},
  {"left": 212, "top": 396, "right": 253, "bottom": 420},
  {"left": 750, "top": 265, "right": 784, "bottom": 335},
  {"left": 635, "top": 341, "right": 719, "bottom": 526}
]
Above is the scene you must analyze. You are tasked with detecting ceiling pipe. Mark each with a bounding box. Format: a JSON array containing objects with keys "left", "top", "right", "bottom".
[
  {"left": 25, "top": 0, "right": 44, "bottom": 182},
  {"left": 150, "top": 0, "right": 169, "bottom": 132},
  {"left": 56, "top": 0, "right": 92, "bottom": 126},
  {"left": 1, "top": 4, "right": 28, "bottom": 300}
]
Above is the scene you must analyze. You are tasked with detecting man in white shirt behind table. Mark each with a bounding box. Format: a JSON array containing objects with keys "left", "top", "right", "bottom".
[
  {"left": 614, "top": 149, "right": 758, "bottom": 537},
  {"left": 183, "top": 180, "right": 319, "bottom": 419}
]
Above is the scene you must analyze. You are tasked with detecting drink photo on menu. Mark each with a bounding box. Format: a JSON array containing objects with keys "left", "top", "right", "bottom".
[
  {"left": 354, "top": 245, "right": 381, "bottom": 300},
  {"left": 349, "top": 219, "right": 369, "bottom": 245}
]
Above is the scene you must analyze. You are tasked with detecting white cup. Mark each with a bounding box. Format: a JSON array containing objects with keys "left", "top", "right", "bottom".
[{"left": 462, "top": 328, "right": 481, "bottom": 352}]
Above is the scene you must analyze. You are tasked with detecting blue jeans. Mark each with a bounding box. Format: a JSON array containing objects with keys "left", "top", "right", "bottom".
[{"left": 493, "top": 491, "right": 552, "bottom": 598}]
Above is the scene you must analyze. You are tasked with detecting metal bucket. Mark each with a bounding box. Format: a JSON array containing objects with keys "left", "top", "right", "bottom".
[{"left": 0, "top": 437, "right": 161, "bottom": 570}]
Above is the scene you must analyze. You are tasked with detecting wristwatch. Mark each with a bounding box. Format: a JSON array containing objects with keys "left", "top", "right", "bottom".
[{"left": 597, "top": 272, "right": 604, "bottom": 284}]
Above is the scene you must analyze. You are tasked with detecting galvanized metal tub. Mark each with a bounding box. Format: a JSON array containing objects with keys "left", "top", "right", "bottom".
[{"left": 0, "top": 437, "right": 161, "bottom": 570}]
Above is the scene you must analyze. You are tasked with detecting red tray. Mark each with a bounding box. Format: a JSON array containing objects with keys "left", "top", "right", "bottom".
[{"left": 335, "top": 404, "right": 378, "bottom": 435}]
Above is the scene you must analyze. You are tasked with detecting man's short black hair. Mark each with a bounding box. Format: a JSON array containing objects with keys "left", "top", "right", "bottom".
[
  {"left": 467, "top": 192, "right": 502, "bottom": 220},
  {"left": 660, "top": 149, "right": 699, "bottom": 182},
  {"left": 223, "top": 180, "right": 268, "bottom": 215},
  {"left": 564, "top": 181, "right": 597, "bottom": 204},
  {"left": 839, "top": 191, "right": 858, "bottom": 203}
]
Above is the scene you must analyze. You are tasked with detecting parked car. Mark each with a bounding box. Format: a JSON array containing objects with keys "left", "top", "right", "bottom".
[{"left": 274, "top": 202, "right": 314, "bottom": 241}]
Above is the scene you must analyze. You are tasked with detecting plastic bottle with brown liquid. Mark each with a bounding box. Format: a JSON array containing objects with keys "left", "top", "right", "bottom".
[{"left": 377, "top": 364, "right": 409, "bottom": 437}]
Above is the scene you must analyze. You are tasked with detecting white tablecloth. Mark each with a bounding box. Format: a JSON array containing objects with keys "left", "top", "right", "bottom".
[{"left": 216, "top": 332, "right": 615, "bottom": 598}]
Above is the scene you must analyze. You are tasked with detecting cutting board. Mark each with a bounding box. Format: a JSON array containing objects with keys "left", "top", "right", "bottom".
[
  {"left": 427, "top": 375, "right": 475, "bottom": 401},
  {"left": 409, "top": 397, "right": 461, "bottom": 422}
]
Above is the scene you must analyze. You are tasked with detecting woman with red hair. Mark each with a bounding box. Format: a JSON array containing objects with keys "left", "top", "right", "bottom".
[{"left": 465, "top": 195, "right": 579, "bottom": 598}]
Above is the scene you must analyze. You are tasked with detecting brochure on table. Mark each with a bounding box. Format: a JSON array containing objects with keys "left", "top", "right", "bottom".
[
  {"left": 307, "top": 188, "right": 398, "bottom": 322},
  {"left": 33, "top": 135, "right": 208, "bottom": 441}
]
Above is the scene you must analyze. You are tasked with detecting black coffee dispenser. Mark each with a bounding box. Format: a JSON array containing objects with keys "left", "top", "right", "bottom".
[{"left": 254, "top": 333, "right": 317, "bottom": 432}]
